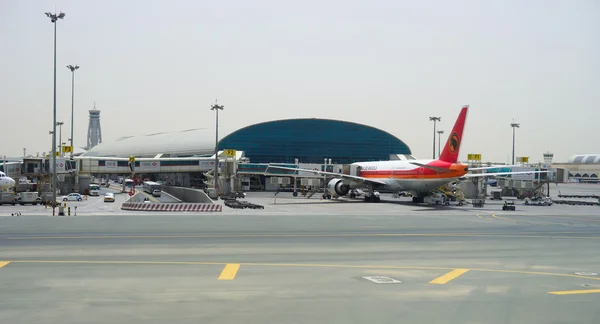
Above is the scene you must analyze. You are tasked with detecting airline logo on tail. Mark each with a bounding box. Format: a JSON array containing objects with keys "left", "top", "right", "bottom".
[
  {"left": 448, "top": 132, "right": 459, "bottom": 154},
  {"left": 439, "top": 105, "right": 468, "bottom": 163}
]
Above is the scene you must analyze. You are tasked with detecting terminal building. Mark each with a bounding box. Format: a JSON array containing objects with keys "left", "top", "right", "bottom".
[
  {"left": 553, "top": 154, "right": 600, "bottom": 183},
  {"left": 81, "top": 118, "right": 412, "bottom": 164},
  {"left": 58, "top": 118, "right": 411, "bottom": 193}
]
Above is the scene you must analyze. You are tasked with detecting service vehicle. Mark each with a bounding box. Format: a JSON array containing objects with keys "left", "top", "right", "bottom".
[
  {"left": 17, "top": 192, "right": 42, "bottom": 205},
  {"left": 524, "top": 196, "right": 553, "bottom": 206},
  {"left": 503, "top": 200, "right": 516, "bottom": 211},
  {"left": 0, "top": 192, "right": 16, "bottom": 205}
]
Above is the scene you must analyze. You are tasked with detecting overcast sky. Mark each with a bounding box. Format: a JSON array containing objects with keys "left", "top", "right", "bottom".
[{"left": 2, "top": 0, "right": 598, "bottom": 163}]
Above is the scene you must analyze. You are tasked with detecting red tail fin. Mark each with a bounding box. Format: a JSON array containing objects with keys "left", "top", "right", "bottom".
[{"left": 439, "top": 105, "right": 468, "bottom": 163}]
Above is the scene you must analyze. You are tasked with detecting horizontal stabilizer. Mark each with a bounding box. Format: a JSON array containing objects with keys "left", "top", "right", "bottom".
[{"left": 409, "top": 162, "right": 452, "bottom": 174}]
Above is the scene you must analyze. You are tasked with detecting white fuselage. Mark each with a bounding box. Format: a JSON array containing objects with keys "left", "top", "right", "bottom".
[
  {"left": 349, "top": 160, "right": 458, "bottom": 193},
  {"left": 0, "top": 172, "right": 16, "bottom": 190}
]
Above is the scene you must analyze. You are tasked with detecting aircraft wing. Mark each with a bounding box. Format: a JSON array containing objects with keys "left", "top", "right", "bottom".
[
  {"left": 461, "top": 170, "right": 551, "bottom": 178},
  {"left": 264, "top": 165, "right": 388, "bottom": 185}
]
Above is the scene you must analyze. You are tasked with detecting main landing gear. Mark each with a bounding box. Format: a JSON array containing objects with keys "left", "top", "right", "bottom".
[
  {"left": 412, "top": 196, "right": 425, "bottom": 203},
  {"left": 364, "top": 188, "right": 381, "bottom": 202},
  {"left": 364, "top": 195, "right": 381, "bottom": 202}
]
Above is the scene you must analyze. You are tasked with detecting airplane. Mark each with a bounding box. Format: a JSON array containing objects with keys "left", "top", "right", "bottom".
[
  {"left": 265, "top": 105, "right": 550, "bottom": 203},
  {"left": 0, "top": 171, "right": 16, "bottom": 191}
]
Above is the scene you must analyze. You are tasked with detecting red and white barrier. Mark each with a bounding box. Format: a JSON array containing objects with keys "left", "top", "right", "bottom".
[{"left": 121, "top": 202, "right": 222, "bottom": 212}]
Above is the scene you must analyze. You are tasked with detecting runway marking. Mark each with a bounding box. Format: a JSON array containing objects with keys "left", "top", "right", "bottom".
[
  {"left": 5, "top": 232, "right": 600, "bottom": 240},
  {"left": 218, "top": 263, "right": 240, "bottom": 280},
  {"left": 490, "top": 213, "right": 600, "bottom": 226},
  {"left": 429, "top": 268, "right": 470, "bottom": 284},
  {"left": 548, "top": 289, "right": 600, "bottom": 295},
  {"left": 0, "top": 261, "right": 10, "bottom": 268},
  {"left": 7, "top": 260, "right": 600, "bottom": 282}
]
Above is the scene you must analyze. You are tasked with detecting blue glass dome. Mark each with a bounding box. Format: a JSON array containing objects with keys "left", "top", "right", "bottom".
[{"left": 218, "top": 119, "right": 411, "bottom": 164}]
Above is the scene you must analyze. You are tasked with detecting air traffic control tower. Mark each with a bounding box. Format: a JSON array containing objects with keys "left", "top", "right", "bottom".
[{"left": 86, "top": 103, "right": 102, "bottom": 150}]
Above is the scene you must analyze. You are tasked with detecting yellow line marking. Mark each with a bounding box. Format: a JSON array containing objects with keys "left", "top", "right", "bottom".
[
  {"left": 548, "top": 289, "right": 600, "bottom": 295},
  {"left": 0, "top": 261, "right": 10, "bottom": 268},
  {"left": 218, "top": 263, "right": 240, "bottom": 280},
  {"left": 8, "top": 260, "right": 600, "bottom": 282},
  {"left": 492, "top": 214, "right": 514, "bottom": 221},
  {"left": 491, "top": 213, "right": 590, "bottom": 226},
  {"left": 429, "top": 268, "right": 470, "bottom": 284}
]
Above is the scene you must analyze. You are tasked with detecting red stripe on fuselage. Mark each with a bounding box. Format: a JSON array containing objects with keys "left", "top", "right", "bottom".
[{"left": 359, "top": 161, "right": 468, "bottom": 180}]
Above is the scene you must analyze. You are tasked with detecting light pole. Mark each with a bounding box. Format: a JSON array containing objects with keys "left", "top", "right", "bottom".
[
  {"left": 437, "top": 130, "right": 444, "bottom": 158},
  {"left": 211, "top": 102, "right": 224, "bottom": 192},
  {"left": 429, "top": 116, "right": 441, "bottom": 159},
  {"left": 45, "top": 11, "right": 65, "bottom": 212},
  {"left": 511, "top": 121, "right": 520, "bottom": 165},
  {"left": 67, "top": 65, "right": 79, "bottom": 159},
  {"left": 57, "top": 122, "right": 64, "bottom": 157}
]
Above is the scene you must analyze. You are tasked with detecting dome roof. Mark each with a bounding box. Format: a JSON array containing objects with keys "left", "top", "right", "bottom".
[
  {"left": 218, "top": 118, "right": 411, "bottom": 164},
  {"left": 81, "top": 127, "right": 234, "bottom": 158},
  {"left": 567, "top": 154, "right": 600, "bottom": 164},
  {"left": 81, "top": 118, "right": 412, "bottom": 164}
]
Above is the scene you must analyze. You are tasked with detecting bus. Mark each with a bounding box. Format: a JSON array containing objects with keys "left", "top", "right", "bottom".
[
  {"left": 89, "top": 183, "right": 101, "bottom": 196},
  {"left": 143, "top": 181, "right": 162, "bottom": 197}
]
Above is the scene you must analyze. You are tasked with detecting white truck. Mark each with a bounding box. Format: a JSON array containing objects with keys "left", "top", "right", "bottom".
[
  {"left": 89, "top": 183, "right": 101, "bottom": 196},
  {"left": 0, "top": 192, "right": 16, "bottom": 205},
  {"left": 17, "top": 192, "right": 42, "bottom": 205}
]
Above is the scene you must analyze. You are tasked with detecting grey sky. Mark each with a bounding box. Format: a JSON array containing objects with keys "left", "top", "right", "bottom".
[{"left": 2, "top": 0, "right": 598, "bottom": 163}]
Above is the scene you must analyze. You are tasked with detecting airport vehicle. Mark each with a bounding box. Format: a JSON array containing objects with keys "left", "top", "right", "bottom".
[
  {"left": 104, "top": 192, "right": 115, "bottom": 203},
  {"left": 0, "top": 192, "right": 16, "bottom": 205},
  {"left": 524, "top": 196, "right": 553, "bottom": 206},
  {"left": 0, "top": 171, "right": 16, "bottom": 190},
  {"left": 62, "top": 193, "right": 83, "bottom": 201},
  {"left": 503, "top": 200, "right": 516, "bottom": 211},
  {"left": 266, "top": 105, "right": 549, "bottom": 203},
  {"left": 143, "top": 181, "right": 162, "bottom": 197},
  {"left": 17, "top": 192, "right": 42, "bottom": 205},
  {"left": 424, "top": 193, "right": 448, "bottom": 206},
  {"left": 89, "top": 183, "right": 101, "bottom": 196}
]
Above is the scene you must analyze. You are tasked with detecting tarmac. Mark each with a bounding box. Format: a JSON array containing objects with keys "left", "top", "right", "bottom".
[{"left": 0, "top": 183, "right": 599, "bottom": 323}]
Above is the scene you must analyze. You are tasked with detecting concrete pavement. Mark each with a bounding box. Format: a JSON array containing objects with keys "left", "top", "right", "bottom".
[{"left": 1, "top": 203, "right": 600, "bottom": 323}]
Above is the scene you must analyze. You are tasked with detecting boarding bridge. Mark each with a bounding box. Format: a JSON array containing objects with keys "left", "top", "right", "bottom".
[{"left": 75, "top": 151, "right": 247, "bottom": 175}]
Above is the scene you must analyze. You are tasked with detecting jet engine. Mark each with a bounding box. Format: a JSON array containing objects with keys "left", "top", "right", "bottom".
[{"left": 327, "top": 178, "right": 350, "bottom": 197}]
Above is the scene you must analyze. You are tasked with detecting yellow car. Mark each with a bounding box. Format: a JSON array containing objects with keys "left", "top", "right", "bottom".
[{"left": 104, "top": 193, "right": 115, "bottom": 203}]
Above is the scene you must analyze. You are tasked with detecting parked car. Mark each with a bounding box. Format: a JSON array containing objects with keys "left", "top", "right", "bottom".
[
  {"left": 62, "top": 193, "right": 83, "bottom": 201},
  {"left": 104, "top": 192, "right": 115, "bottom": 203}
]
